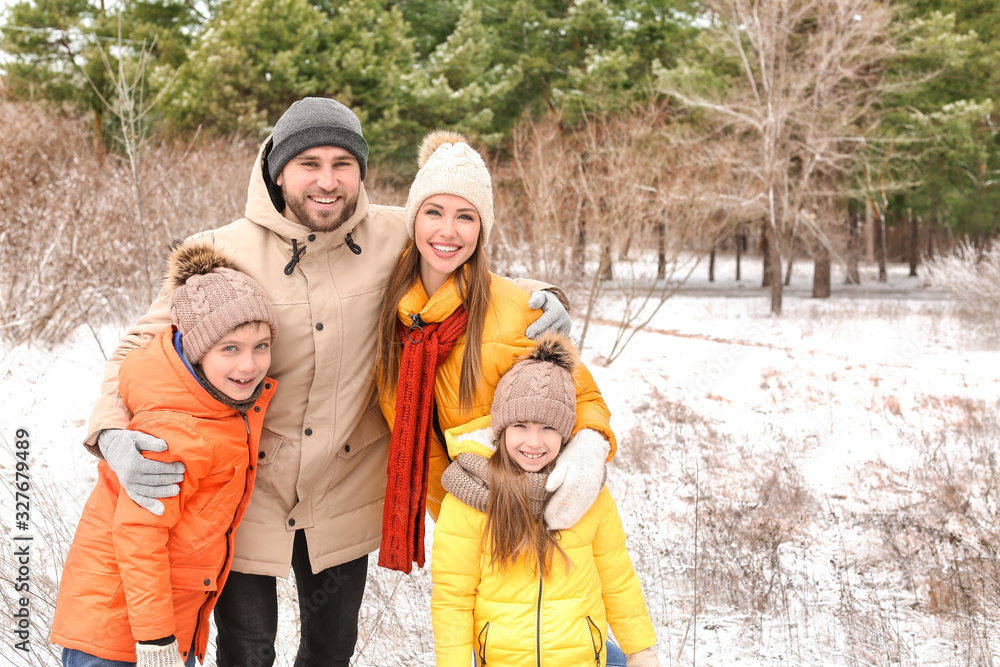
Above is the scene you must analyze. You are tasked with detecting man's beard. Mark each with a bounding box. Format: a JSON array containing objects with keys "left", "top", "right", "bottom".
[{"left": 282, "top": 186, "right": 359, "bottom": 233}]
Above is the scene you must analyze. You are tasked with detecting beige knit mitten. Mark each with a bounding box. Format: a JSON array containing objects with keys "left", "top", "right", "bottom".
[
  {"left": 544, "top": 428, "right": 610, "bottom": 530},
  {"left": 626, "top": 647, "right": 662, "bottom": 667},
  {"left": 136, "top": 640, "right": 186, "bottom": 667}
]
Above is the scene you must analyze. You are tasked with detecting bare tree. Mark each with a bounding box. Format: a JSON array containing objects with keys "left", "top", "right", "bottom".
[
  {"left": 659, "top": 0, "right": 893, "bottom": 313},
  {"left": 495, "top": 104, "right": 732, "bottom": 364},
  {"left": 83, "top": 13, "right": 178, "bottom": 304}
]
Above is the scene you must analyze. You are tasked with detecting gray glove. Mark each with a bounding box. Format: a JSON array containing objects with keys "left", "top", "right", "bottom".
[
  {"left": 98, "top": 429, "right": 185, "bottom": 516},
  {"left": 525, "top": 290, "right": 572, "bottom": 339},
  {"left": 136, "top": 639, "right": 186, "bottom": 667},
  {"left": 544, "top": 428, "right": 610, "bottom": 530}
]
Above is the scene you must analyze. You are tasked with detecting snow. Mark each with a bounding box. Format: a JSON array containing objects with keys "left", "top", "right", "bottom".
[{"left": 3, "top": 254, "right": 998, "bottom": 666}]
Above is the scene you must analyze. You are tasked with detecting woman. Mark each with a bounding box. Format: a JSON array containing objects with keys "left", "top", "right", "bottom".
[{"left": 375, "top": 131, "right": 616, "bottom": 573}]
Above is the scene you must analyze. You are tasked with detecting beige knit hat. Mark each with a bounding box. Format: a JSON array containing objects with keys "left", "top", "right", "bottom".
[
  {"left": 166, "top": 239, "right": 278, "bottom": 364},
  {"left": 404, "top": 130, "right": 494, "bottom": 246},
  {"left": 492, "top": 333, "right": 579, "bottom": 442}
]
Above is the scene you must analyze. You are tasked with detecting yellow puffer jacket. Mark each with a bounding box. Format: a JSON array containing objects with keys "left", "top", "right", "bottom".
[
  {"left": 379, "top": 273, "right": 617, "bottom": 519},
  {"left": 430, "top": 417, "right": 656, "bottom": 666}
]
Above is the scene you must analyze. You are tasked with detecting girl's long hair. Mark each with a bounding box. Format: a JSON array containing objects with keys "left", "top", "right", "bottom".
[
  {"left": 483, "top": 431, "right": 567, "bottom": 577},
  {"left": 375, "top": 232, "right": 491, "bottom": 411}
]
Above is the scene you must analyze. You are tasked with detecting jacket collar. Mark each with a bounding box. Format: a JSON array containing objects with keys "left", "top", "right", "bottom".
[
  {"left": 397, "top": 271, "right": 468, "bottom": 326},
  {"left": 244, "top": 136, "right": 372, "bottom": 253}
]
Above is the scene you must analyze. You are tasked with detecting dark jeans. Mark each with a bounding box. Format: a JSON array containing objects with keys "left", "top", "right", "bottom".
[{"left": 214, "top": 530, "right": 369, "bottom": 667}]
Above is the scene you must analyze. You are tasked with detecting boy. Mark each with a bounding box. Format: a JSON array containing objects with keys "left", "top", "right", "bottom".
[{"left": 51, "top": 239, "right": 278, "bottom": 667}]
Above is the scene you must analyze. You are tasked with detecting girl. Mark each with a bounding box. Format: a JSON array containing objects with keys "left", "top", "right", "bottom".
[
  {"left": 431, "top": 334, "right": 660, "bottom": 666},
  {"left": 375, "top": 131, "right": 615, "bottom": 573}
]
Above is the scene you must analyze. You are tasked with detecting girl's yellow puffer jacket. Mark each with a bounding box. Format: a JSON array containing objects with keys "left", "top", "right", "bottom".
[
  {"left": 430, "top": 417, "right": 657, "bottom": 666},
  {"left": 379, "top": 272, "right": 616, "bottom": 519}
]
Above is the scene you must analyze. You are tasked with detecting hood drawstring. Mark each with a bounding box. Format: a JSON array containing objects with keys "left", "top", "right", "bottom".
[
  {"left": 284, "top": 238, "right": 306, "bottom": 275},
  {"left": 345, "top": 233, "right": 362, "bottom": 255}
]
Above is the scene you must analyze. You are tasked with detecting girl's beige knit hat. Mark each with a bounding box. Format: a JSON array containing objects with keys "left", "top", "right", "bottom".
[{"left": 491, "top": 333, "right": 579, "bottom": 442}]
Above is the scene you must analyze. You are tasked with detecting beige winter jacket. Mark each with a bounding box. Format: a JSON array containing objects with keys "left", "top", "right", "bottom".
[{"left": 85, "top": 138, "right": 408, "bottom": 576}]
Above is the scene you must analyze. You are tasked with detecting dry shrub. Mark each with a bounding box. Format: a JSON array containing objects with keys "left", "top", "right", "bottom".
[
  {"left": 926, "top": 242, "right": 1000, "bottom": 344},
  {"left": 695, "top": 455, "right": 815, "bottom": 616},
  {"left": 0, "top": 100, "right": 260, "bottom": 346},
  {"left": 848, "top": 400, "right": 1000, "bottom": 663}
]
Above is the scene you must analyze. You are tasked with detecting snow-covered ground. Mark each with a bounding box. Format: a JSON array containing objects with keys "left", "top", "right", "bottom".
[{"left": 3, "top": 255, "right": 998, "bottom": 666}]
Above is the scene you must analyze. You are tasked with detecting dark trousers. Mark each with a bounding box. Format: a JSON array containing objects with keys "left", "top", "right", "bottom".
[{"left": 214, "top": 530, "right": 369, "bottom": 667}]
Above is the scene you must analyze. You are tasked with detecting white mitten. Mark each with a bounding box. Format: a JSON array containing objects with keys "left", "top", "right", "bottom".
[
  {"left": 136, "top": 639, "right": 186, "bottom": 667},
  {"left": 627, "top": 647, "right": 662, "bottom": 667},
  {"left": 544, "top": 428, "right": 610, "bottom": 530}
]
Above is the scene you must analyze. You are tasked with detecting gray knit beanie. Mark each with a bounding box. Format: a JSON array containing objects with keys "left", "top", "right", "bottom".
[
  {"left": 492, "top": 333, "right": 579, "bottom": 442},
  {"left": 405, "top": 130, "right": 494, "bottom": 246},
  {"left": 267, "top": 97, "right": 369, "bottom": 182},
  {"left": 166, "top": 240, "right": 278, "bottom": 364}
]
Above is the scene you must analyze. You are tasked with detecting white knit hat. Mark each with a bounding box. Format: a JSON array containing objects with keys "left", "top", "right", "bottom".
[{"left": 404, "top": 131, "right": 494, "bottom": 246}]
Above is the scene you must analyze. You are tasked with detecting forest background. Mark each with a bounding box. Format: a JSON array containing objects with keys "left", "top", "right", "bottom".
[{"left": 2, "top": 0, "right": 1000, "bottom": 343}]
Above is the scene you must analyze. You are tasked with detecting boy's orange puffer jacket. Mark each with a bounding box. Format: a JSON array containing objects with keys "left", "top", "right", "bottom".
[{"left": 51, "top": 326, "right": 276, "bottom": 663}]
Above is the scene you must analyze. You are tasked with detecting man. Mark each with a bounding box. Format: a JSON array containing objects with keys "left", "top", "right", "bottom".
[{"left": 87, "top": 98, "right": 599, "bottom": 666}]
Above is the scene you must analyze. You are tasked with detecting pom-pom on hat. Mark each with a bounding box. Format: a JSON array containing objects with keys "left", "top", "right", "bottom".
[
  {"left": 491, "top": 333, "right": 579, "bottom": 442},
  {"left": 404, "top": 130, "right": 494, "bottom": 246},
  {"left": 167, "top": 239, "right": 278, "bottom": 364},
  {"left": 267, "top": 97, "right": 369, "bottom": 182}
]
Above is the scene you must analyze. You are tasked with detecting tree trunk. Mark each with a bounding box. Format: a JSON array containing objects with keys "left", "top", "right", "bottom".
[
  {"left": 908, "top": 207, "right": 919, "bottom": 277},
  {"left": 768, "top": 224, "right": 783, "bottom": 314},
  {"left": 874, "top": 203, "right": 887, "bottom": 282},
  {"left": 761, "top": 220, "right": 773, "bottom": 288},
  {"left": 620, "top": 234, "right": 632, "bottom": 260},
  {"left": 813, "top": 246, "right": 831, "bottom": 298},
  {"left": 845, "top": 199, "right": 860, "bottom": 284},
  {"left": 600, "top": 240, "right": 613, "bottom": 280},
  {"left": 735, "top": 226, "right": 743, "bottom": 281},
  {"left": 656, "top": 221, "right": 666, "bottom": 280},
  {"left": 709, "top": 247, "right": 716, "bottom": 282},
  {"left": 784, "top": 252, "right": 794, "bottom": 286},
  {"left": 573, "top": 208, "right": 586, "bottom": 269}
]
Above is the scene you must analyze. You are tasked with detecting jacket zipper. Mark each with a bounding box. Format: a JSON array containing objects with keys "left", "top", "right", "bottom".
[
  {"left": 535, "top": 577, "right": 543, "bottom": 667},
  {"left": 586, "top": 616, "right": 603, "bottom": 666},
  {"left": 477, "top": 623, "right": 490, "bottom": 666},
  {"left": 192, "top": 412, "right": 252, "bottom": 660}
]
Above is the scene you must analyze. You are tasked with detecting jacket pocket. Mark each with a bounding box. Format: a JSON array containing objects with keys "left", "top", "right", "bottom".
[
  {"left": 339, "top": 398, "right": 390, "bottom": 460},
  {"left": 257, "top": 427, "right": 284, "bottom": 465},
  {"left": 184, "top": 465, "right": 242, "bottom": 518},
  {"left": 476, "top": 622, "right": 490, "bottom": 666},
  {"left": 170, "top": 564, "right": 218, "bottom": 592},
  {"left": 586, "top": 616, "right": 603, "bottom": 666}
]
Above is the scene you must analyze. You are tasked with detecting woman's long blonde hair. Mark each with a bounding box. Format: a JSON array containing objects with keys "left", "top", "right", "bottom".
[
  {"left": 375, "top": 234, "right": 491, "bottom": 411},
  {"left": 483, "top": 431, "right": 568, "bottom": 577}
]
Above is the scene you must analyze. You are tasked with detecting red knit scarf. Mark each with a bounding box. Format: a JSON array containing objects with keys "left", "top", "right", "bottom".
[{"left": 379, "top": 306, "right": 468, "bottom": 573}]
